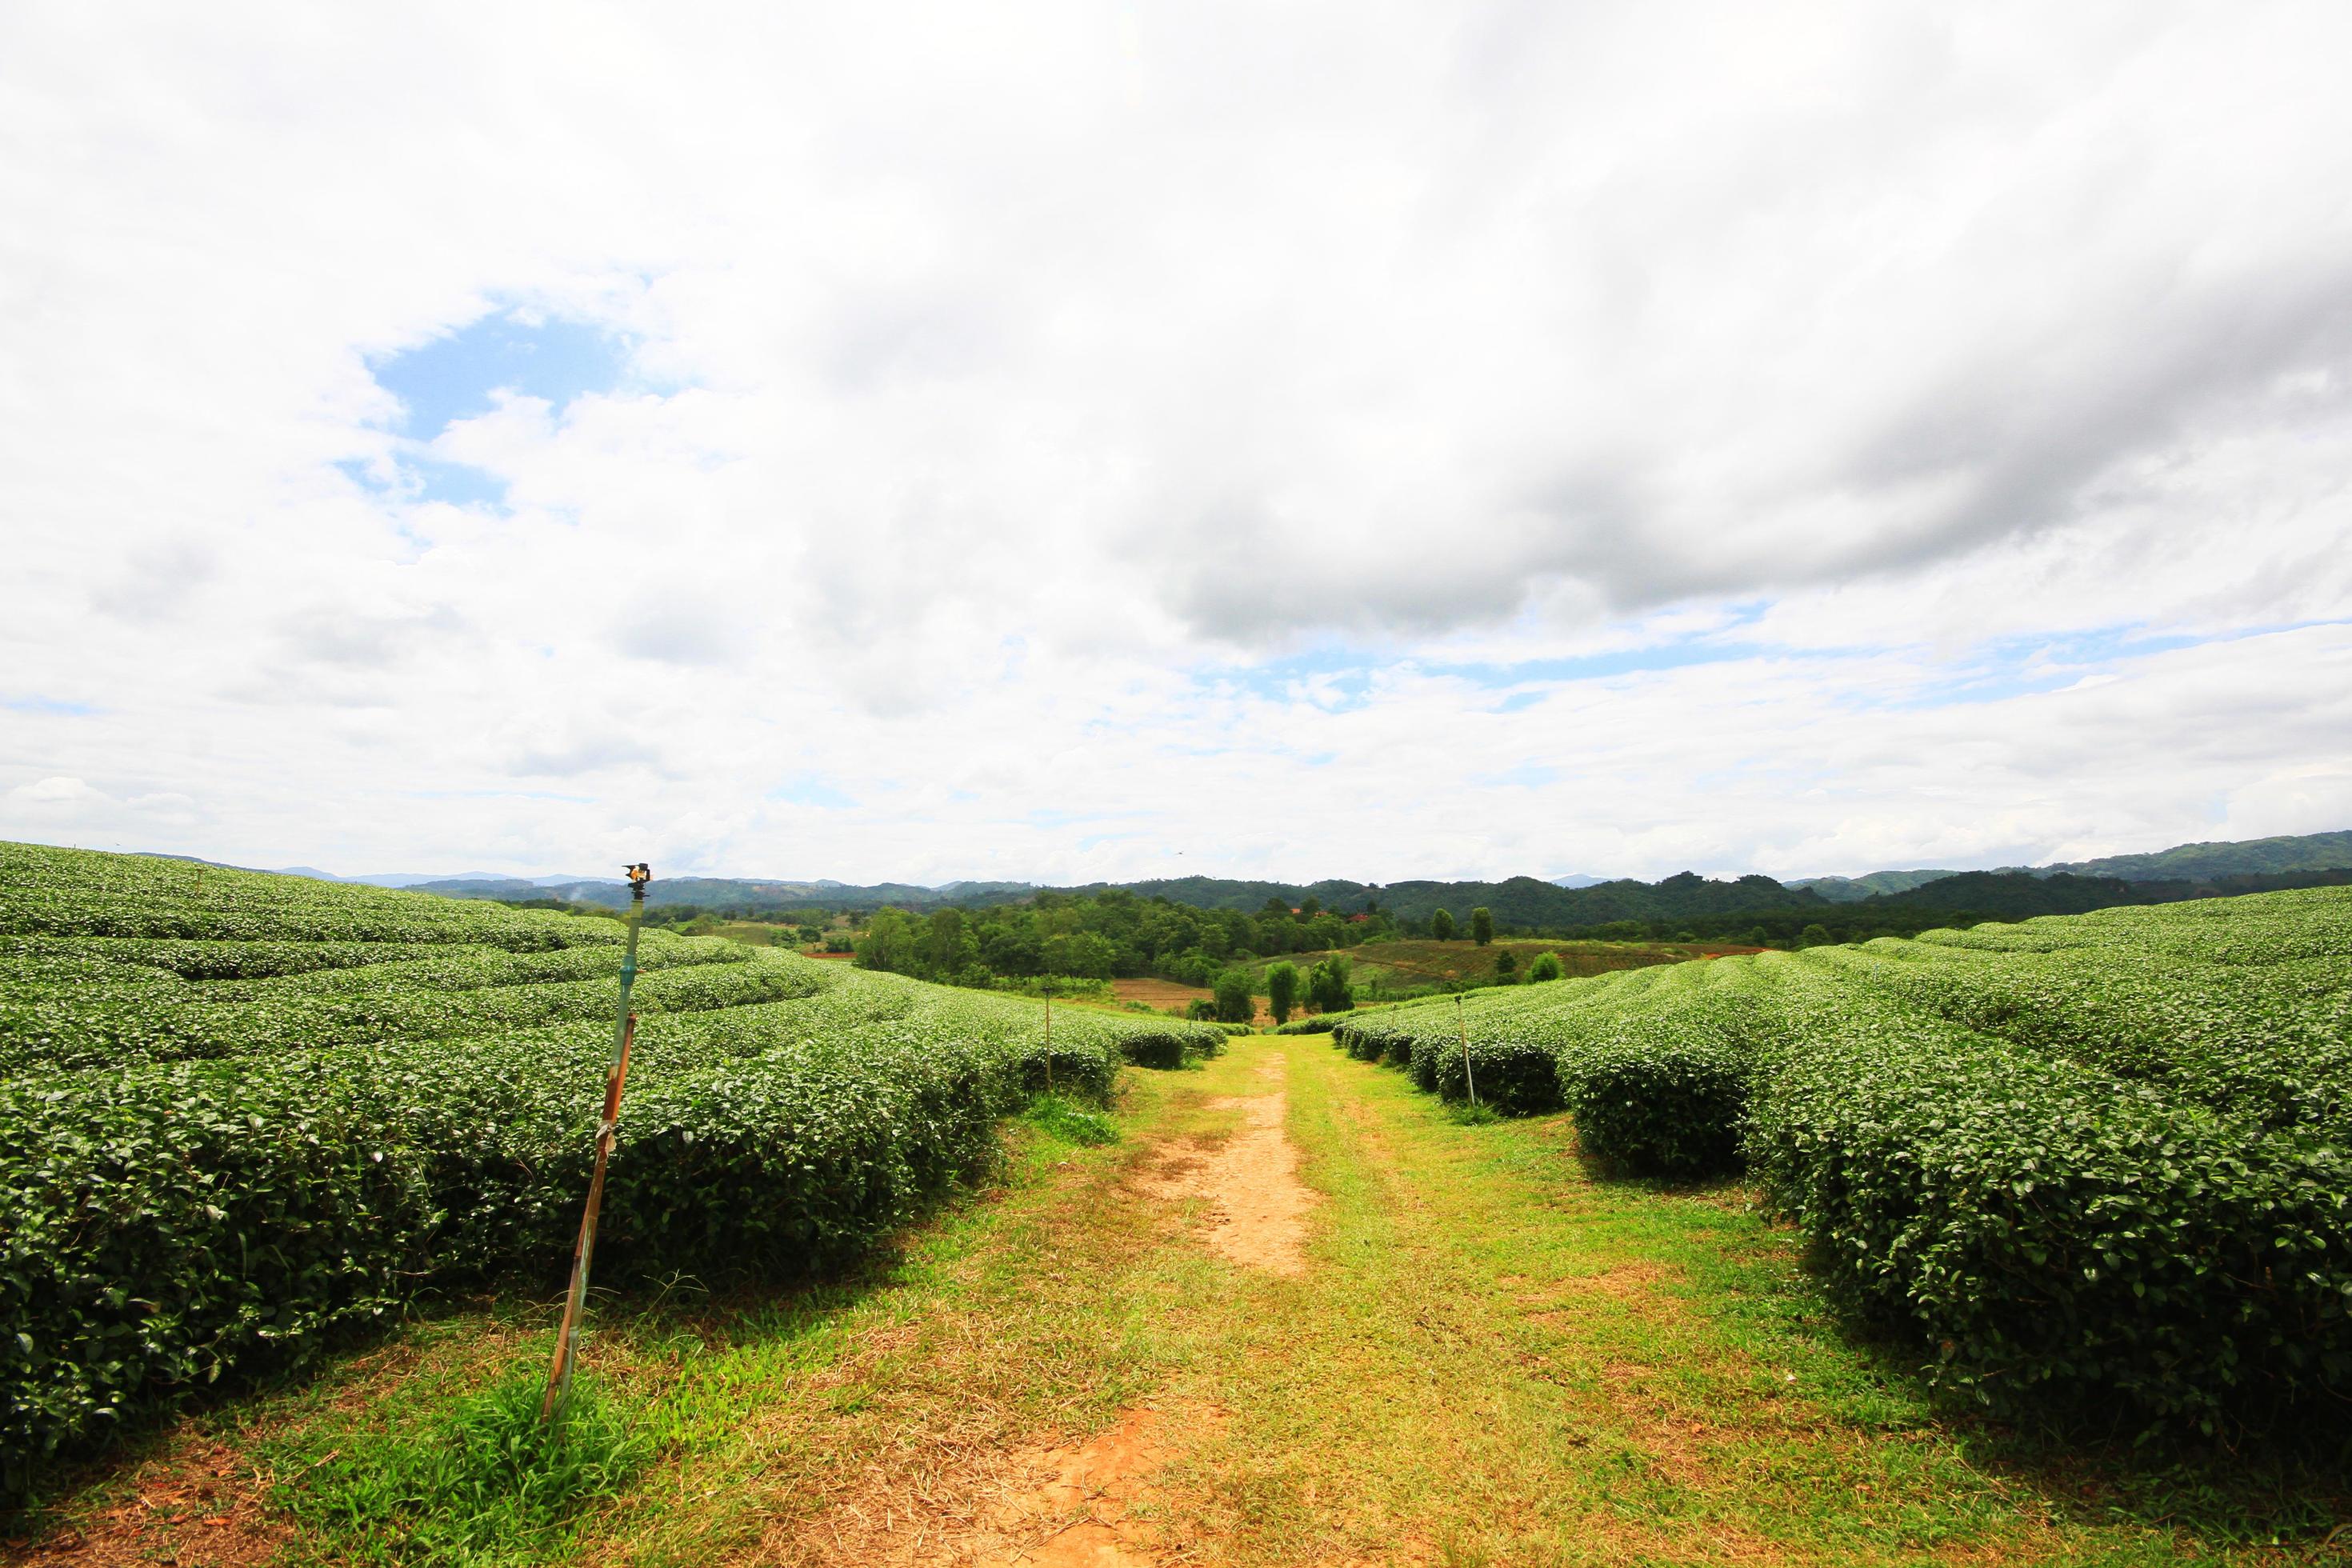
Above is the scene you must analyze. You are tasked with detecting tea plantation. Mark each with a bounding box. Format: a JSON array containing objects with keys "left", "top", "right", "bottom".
[
  {"left": 0, "top": 843, "right": 1224, "bottom": 1490},
  {"left": 1330, "top": 885, "right": 2352, "bottom": 1438}
]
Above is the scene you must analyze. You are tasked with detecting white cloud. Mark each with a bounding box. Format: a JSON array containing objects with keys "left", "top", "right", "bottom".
[{"left": 2, "top": 1, "right": 2347, "bottom": 882}]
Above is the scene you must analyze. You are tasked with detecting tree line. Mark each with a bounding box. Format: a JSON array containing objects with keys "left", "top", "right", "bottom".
[{"left": 853, "top": 888, "right": 1400, "bottom": 992}]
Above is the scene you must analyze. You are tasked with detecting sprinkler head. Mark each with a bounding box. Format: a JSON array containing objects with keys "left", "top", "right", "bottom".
[{"left": 625, "top": 862, "right": 652, "bottom": 898}]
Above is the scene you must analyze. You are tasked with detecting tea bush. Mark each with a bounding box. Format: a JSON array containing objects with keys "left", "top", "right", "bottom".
[{"left": 0, "top": 844, "right": 1217, "bottom": 1492}]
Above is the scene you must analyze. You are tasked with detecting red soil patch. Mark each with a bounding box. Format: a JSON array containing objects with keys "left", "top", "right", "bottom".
[{"left": 3, "top": 1432, "right": 286, "bottom": 1568}]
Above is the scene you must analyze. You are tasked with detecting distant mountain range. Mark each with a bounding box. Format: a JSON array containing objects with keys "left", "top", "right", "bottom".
[
  {"left": 225, "top": 826, "right": 2352, "bottom": 930},
  {"left": 1786, "top": 869, "right": 1962, "bottom": 902},
  {"left": 2038, "top": 830, "right": 2352, "bottom": 882}
]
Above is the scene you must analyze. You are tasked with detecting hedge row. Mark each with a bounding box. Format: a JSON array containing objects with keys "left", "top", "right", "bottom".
[
  {"left": 1748, "top": 963, "right": 2352, "bottom": 1433},
  {"left": 0, "top": 947, "right": 822, "bottom": 1076},
  {"left": 0, "top": 844, "right": 1225, "bottom": 1493}
]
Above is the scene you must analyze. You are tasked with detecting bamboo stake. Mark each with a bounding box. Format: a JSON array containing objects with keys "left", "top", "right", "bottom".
[
  {"left": 544, "top": 862, "right": 650, "bottom": 1421},
  {"left": 1457, "top": 993, "right": 1478, "bottom": 1108}
]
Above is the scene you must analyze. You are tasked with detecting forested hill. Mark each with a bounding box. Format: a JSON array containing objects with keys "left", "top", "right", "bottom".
[
  {"left": 1038, "top": 872, "right": 1821, "bottom": 927},
  {"left": 2042, "top": 829, "right": 2352, "bottom": 882}
]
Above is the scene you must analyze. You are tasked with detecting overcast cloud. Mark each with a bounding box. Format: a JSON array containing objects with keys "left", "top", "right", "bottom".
[{"left": 3, "top": 0, "right": 2347, "bottom": 884}]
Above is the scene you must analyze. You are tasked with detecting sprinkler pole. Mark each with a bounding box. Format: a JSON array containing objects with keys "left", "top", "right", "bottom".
[
  {"left": 1044, "top": 994, "right": 1054, "bottom": 1094},
  {"left": 1457, "top": 993, "right": 1478, "bottom": 1109},
  {"left": 545, "top": 862, "right": 651, "bottom": 1421}
]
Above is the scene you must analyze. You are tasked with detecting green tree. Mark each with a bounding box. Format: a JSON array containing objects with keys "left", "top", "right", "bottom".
[
  {"left": 1494, "top": 948, "right": 1517, "bottom": 982},
  {"left": 1430, "top": 908, "right": 1456, "bottom": 942},
  {"left": 1266, "top": 961, "right": 1299, "bottom": 1024},
  {"left": 854, "top": 906, "right": 922, "bottom": 973},
  {"left": 1799, "top": 923, "right": 1833, "bottom": 948},
  {"left": 1307, "top": 955, "right": 1354, "bottom": 1013},
  {"left": 923, "top": 907, "right": 975, "bottom": 973},
  {"left": 1213, "top": 968, "right": 1255, "bottom": 1025},
  {"left": 1470, "top": 906, "right": 1494, "bottom": 946},
  {"left": 1526, "top": 951, "right": 1564, "bottom": 983},
  {"left": 1042, "top": 930, "right": 1118, "bottom": 978}
]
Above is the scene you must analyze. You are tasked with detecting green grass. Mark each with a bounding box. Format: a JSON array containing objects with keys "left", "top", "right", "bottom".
[
  {"left": 22, "top": 1039, "right": 2346, "bottom": 1564},
  {"left": 266, "top": 1362, "right": 651, "bottom": 1566},
  {"left": 1022, "top": 1092, "right": 1122, "bottom": 1146}
]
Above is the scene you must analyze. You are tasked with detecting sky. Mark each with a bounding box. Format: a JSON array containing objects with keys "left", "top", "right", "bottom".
[{"left": 3, "top": 1, "right": 2349, "bottom": 886}]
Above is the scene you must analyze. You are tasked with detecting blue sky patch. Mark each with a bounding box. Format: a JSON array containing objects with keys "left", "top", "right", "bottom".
[
  {"left": 370, "top": 310, "right": 630, "bottom": 440},
  {"left": 3, "top": 695, "right": 97, "bottom": 716},
  {"left": 338, "top": 309, "right": 637, "bottom": 510},
  {"left": 1862, "top": 622, "right": 2306, "bottom": 713}
]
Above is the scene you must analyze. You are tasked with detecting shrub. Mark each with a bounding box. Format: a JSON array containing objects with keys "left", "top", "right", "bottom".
[{"left": 1115, "top": 1026, "right": 1227, "bottom": 1069}]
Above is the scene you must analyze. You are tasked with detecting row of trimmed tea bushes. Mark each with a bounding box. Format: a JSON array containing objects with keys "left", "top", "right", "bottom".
[
  {"left": 1, "top": 963, "right": 1214, "bottom": 1490},
  {"left": 1745, "top": 961, "right": 2352, "bottom": 1434},
  {"left": 1, "top": 892, "right": 608, "bottom": 949},
  {"left": 1, "top": 844, "right": 621, "bottom": 951},
  {"left": 1552, "top": 960, "right": 1780, "bottom": 1178},
  {"left": 0, "top": 948, "right": 823, "bottom": 1077},
  {"left": 1794, "top": 941, "right": 2352, "bottom": 1138},
  {"left": 0, "top": 937, "right": 454, "bottom": 982},
  {"left": 212, "top": 932, "right": 749, "bottom": 995},
  {"left": 1911, "top": 883, "right": 2352, "bottom": 966},
  {"left": 1330, "top": 962, "right": 1714, "bottom": 1116},
  {"left": 0, "top": 930, "right": 743, "bottom": 1000}
]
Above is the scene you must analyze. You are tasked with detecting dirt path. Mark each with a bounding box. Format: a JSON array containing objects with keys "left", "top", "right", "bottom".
[{"left": 1140, "top": 1055, "right": 1317, "bottom": 1278}]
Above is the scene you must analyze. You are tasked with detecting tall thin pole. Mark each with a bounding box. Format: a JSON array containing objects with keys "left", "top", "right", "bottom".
[
  {"left": 544, "top": 862, "right": 650, "bottom": 1421},
  {"left": 1043, "top": 994, "right": 1054, "bottom": 1095},
  {"left": 1457, "top": 993, "right": 1478, "bottom": 1108}
]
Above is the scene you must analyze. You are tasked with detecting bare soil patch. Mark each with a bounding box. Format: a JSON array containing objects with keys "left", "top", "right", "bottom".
[
  {"left": 3, "top": 1431, "right": 286, "bottom": 1568},
  {"left": 969, "top": 1402, "right": 1223, "bottom": 1567},
  {"left": 1106, "top": 978, "right": 1211, "bottom": 1012},
  {"left": 1138, "top": 1060, "right": 1317, "bottom": 1277}
]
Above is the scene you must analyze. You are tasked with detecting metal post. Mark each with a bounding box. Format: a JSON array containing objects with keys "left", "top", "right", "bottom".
[
  {"left": 1457, "top": 993, "right": 1478, "bottom": 1108},
  {"left": 1043, "top": 994, "right": 1054, "bottom": 1095},
  {"left": 544, "top": 862, "right": 650, "bottom": 1420}
]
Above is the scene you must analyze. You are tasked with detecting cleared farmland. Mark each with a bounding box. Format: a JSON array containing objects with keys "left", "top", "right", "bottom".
[
  {"left": 0, "top": 842, "right": 1225, "bottom": 1493},
  {"left": 1330, "top": 884, "right": 2352, "bottom": 1439}
]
